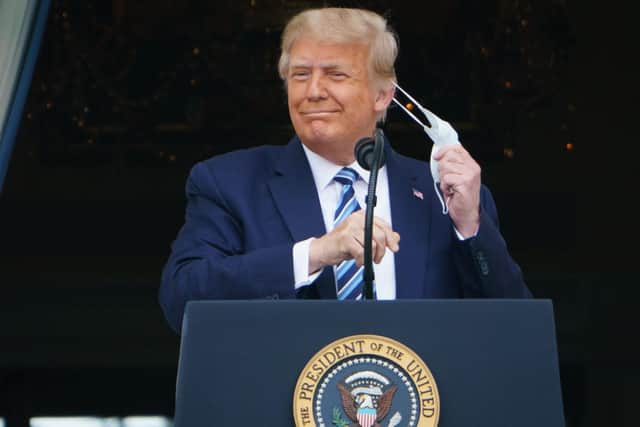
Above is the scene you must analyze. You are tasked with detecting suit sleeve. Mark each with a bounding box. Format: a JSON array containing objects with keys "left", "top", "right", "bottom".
[
  {"left": 451, "top": 186, "right": 532, "bottom": 298},
  {"left": 159, "top": 162, "right": 297, "bottom": 333}
]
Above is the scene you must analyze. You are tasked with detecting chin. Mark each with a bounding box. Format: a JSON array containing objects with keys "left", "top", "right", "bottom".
[
  {"left": 304, "top": 138, "right": 354, "bottom": 165},
  {"left": 303, "top": 125, "right": 336, "bottom": 145}
]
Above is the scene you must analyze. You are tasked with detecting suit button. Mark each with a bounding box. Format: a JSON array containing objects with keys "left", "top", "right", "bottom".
[{"left": 476, "top": 251, "right": 489, "bottom": 276}]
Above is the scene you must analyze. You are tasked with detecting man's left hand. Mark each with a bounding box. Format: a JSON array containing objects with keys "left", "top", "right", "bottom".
[{"left": 432, "top": 145, "right": 481, "bottom": 238}]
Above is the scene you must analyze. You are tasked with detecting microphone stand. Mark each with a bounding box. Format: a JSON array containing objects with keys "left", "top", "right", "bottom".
[{"left": 362, "top": 128, "right": 385, "bottom": 300}]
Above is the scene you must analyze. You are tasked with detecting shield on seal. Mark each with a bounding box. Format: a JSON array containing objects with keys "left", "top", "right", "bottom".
[{"left": 357, "top": 407, "right": 377, "bottom": 427}]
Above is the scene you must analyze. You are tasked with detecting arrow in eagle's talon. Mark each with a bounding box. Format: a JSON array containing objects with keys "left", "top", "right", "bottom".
[{"left": 387, "top": 411, "right": 402, "bottom": 427}]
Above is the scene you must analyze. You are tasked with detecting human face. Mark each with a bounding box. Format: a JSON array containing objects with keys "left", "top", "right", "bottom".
[{"left": 286, "top": 38, "right": 393, "bottom": 165}]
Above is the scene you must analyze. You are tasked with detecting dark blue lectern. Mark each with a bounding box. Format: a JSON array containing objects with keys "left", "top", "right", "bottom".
[{"left": 173, "top": 300, "right": 565, "bottom": 426}]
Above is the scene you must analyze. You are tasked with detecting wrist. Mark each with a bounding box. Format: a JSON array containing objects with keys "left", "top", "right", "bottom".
[
  {"left": 454, "top": 213, "right": 480, "bottom": 239},
  {"left": 308, "top": 237, "right": 328, "bottom": 273}
]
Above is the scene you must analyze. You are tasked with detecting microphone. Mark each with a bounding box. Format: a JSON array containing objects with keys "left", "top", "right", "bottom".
[
  {"left": 355, "top": 135, "right": 385, "bottom": 170},
  {"left": 353, "top": 128, "right": 386, "bottom": 300}
]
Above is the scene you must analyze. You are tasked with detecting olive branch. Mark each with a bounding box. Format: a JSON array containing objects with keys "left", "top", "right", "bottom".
[{"left": 332, "top": 407, "right": 349, "bottom": 427}]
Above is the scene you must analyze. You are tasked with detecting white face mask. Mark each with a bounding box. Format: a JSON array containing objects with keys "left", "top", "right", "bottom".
[{"left": 392, "top": 83, "right": 462, "bottom": 215}]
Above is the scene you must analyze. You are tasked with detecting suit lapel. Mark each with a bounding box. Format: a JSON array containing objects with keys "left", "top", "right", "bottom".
[
  {"left": 266, "top": 138, "right": 431, "bottom": 299},
  {"left": 267, "top": 137, "right": 337, "bottom": 298},
  {"left": 386, "top": 145, "right": 431, "bottom": 298}
]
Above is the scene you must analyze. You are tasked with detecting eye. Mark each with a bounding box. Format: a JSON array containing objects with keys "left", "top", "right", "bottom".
[
  {"left": 290, "top": 70, "right": 310, "bottom": 80},
  {"left": 329, "top": 71, "right": 347, "bottom": 80}
]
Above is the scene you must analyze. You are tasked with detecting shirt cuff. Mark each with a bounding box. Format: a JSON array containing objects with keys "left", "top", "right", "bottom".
[
  {"left": 453, "top": 225, "right": 479, "bottom": 241},
  {"left": 293, "top": 237, "right": 323, "bottom": 290}
]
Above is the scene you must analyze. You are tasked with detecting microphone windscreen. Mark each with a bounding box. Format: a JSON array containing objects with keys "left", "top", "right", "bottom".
[{"left": 354, "top": 137, "right": 375, "bottom": 170}]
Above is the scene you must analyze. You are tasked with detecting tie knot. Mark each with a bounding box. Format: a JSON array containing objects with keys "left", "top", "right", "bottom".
[{"left": 334, "top": 167, "right": 358, "bottom": 186}]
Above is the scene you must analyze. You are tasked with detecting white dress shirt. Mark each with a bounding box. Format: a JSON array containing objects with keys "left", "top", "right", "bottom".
[
  {"left": 291, "top": 143, "right": 475, "bottom": 299},
  {"left": 292, "top": 144, "right": 397, "bottom": 299}
]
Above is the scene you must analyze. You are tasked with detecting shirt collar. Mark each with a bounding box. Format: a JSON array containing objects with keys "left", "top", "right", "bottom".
[{"left": 301, "top": 144, "right": 374, "bottom": 191}]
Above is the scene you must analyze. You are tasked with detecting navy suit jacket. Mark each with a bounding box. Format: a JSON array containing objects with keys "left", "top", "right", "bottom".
[{"left": 160, "top": 137, "right": 531, "bottom": 332}]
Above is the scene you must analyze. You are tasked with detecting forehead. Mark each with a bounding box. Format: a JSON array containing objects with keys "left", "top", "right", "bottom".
[{"left": 288, "top": 38, "right": 369, "bottom": 68}]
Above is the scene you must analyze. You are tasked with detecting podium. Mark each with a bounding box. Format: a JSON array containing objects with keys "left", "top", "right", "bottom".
[{"left": 173, "top": 300, "right": 565, "bottom": 426}]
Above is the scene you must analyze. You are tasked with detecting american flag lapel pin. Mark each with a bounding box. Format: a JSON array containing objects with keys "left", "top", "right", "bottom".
[{"left": 412, "top": 188, "right": 424, "bottom": 200}]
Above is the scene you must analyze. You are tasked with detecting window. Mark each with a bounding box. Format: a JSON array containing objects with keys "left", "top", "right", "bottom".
[
  {"left": 29, "top": 417, "right": 173, "bottom": 427},
  {"left": 0, "top": 1, "right": 37, "bottom": 129},
  {"left": 0, "top": 0, "right": 48, "bottom": 189}
]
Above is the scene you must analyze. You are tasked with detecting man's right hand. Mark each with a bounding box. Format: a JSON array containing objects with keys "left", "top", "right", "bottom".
[{"left": 308, "top": 210, "right": 400, "bottom": 273}]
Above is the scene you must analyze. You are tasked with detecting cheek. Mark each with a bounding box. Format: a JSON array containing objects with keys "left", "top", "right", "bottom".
[
  {"left": 287, "top": 96, "right": 296, "bottom": 114},
  {"left": 287, "top": 84, "right": 303, "bottom": 107},
  {"left": 345, "top": 98, "right": 372, "bottom": 122},
  {"left": 343, "top": 86, "right": 374, "bottom": 112}
]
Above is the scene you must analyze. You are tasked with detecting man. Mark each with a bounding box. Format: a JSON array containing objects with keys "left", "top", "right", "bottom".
[{"left": 159, "top": 8, "right": 531, "bottom": 333}]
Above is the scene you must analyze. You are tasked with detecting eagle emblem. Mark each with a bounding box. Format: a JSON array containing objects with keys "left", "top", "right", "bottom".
[
  {"left": 337, "top": 370, "right": 399, "bottom": 427},
  {"left": 293, "top": 335, "right": 440, "bottom": 427}
]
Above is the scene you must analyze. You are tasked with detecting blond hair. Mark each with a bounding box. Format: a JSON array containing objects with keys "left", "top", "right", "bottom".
[{"left": 278, "top": 8, "right": 398, "bottom": 90}]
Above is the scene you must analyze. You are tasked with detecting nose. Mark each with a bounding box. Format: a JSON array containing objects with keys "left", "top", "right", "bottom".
[{"left": 306, "top": 72, "right": 328, "bottom": 101}]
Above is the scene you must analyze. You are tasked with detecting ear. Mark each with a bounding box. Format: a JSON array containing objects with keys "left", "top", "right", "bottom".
[{"left": 373, "top": 84, "right": 395, "bottom": 114}]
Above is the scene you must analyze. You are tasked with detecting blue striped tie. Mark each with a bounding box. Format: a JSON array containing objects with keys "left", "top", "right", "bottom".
[{"left": 333, "top": 167, "right": 364, "bottom": 300}]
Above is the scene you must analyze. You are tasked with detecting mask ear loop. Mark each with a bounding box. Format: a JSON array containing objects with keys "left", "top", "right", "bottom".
[
  {"left": 434, "top": 180, "right": 449, "bottom": 215},
  {"left": 392, "top": 96, "right": 448, "bottom": 214},
  {"left": 430, "top": 144, "right": 450, "bottom": 216},
  {"left": 393, "top": 83, "right": 460, "bottom": 216}
]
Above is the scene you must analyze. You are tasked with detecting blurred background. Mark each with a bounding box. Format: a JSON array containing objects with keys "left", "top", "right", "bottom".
[{"left": 0, "top": 0, "right": 636, "bottom": 426}]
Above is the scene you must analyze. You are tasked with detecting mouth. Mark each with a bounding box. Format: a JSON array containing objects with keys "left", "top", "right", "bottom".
[{"left": 300, "top": 110, "right": 339, "bottom": 117}]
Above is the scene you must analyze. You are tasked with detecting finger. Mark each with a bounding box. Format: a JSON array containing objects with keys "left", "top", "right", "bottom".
[
  {"left": 352, "top": 221, "right": 393, "bottom": 264},
  {"left": 431, "top": 144, "right": 455, "bottom": 160},
  {"left": 354, "top": 244, "right": 365, "bottom": 267},
  {"left": 384, "top": 229, "right": 400, "bottom": 252},
  {"left": 347, "top": 215, "right": 400, "bottom": 262},
  {"left": 372, "top": 219, "right": 400, "bottom": 253},
  {"left": 440, "top": 182, "right": 457, "bottom": 198},
  {"left": 349, "top": 215, "right": 383, "bottom": 255},
  {"left": 352, "top": 233, "right": 365, "bottom": 250},
  {"left": 438, "top": 162, "right": 467, "bottom": 182},
  {"left": 432, "top": 144, "right": 467, "bottom": 161},
  {"left": 440, "top": 174, "right": 466, "bottom": 196},
  {"left": 442, "top": 150, "right": 481, "bottom": 177},
  {"left": 372, "top": 214, "right": 392, "bottom": 229},
  {"left": 440, "top": 152, "right": 467, "bottom": 168},
  {"left": 439, "top": 171, "right": 473, "bottom": 197},
  {"left": 371, "top": 225, "right": 387, "bottom": 263},
  {"left": 371, "top": 240, "right": 383, "bottom": 264},
  {"left": 348, "top": 235, "right": 365, "bottom": 267},
  {"left": 358, "top": 222, "right": 383, "bottom": 264}
]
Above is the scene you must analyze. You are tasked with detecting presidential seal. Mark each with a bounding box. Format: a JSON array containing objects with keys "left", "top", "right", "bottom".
[{"left": 293, "top": 335, "right": 439, "bottom": 427}]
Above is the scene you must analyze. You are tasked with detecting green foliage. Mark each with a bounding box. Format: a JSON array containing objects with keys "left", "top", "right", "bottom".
[{"left": 332, "top": 407, "right": 349, "bottom": 427}]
